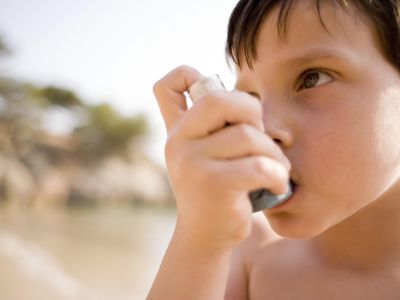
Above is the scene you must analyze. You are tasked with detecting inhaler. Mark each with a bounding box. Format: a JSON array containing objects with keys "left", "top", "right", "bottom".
[{"left": 188, "top": 75, "right": 293, "bottom": 212}]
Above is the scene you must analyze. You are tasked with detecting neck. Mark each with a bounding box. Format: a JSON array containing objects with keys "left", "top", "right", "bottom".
[{"left": 310, "top": 182, "right": 400, "bottom": 271}]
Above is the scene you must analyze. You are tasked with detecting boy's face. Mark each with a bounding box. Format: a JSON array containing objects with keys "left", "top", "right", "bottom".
[{"left": 235, "top": 0, "right": 400, "bottom": 238}]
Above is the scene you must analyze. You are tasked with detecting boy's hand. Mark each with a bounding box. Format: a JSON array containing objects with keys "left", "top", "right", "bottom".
[{"left": 153, "top": 65, "right": 291, "bottom": 252}]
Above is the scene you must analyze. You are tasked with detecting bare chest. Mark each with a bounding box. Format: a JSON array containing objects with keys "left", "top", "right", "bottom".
[{"left": 249, "top": 262, "right": 400, "bottom": 300}]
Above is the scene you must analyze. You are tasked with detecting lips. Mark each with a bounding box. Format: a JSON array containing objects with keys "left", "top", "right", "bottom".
[
  {"left": 290, "top": 179, "right": 297, "bottom": 192},
  {"left": 289, "top": 170, "right": 299, "bottom": 192}
]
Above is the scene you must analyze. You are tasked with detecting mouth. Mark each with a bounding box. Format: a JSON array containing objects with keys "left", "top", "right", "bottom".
[
  {"left": 285, "top": 179, "right": 297, "bottom": 200},
  {"left": 290, "top": 179, "right": 297, "bottom": 193}
]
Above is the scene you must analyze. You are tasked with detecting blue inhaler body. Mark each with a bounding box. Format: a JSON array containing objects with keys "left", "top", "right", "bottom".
[{"left": 188, "top": 75, "right": 293, "bottom": 212}]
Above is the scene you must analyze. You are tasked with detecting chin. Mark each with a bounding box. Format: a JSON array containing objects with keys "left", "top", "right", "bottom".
[{"left": 265, "top": 213, "right": 328, "bottom": 239}]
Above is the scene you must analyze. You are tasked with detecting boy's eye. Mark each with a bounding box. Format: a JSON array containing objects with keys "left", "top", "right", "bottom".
[{"left": 298, "top": 69, "right": 333, "bottom": 91}]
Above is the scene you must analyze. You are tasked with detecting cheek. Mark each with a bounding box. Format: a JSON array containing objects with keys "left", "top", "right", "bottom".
[
  {"left": 301, "top": 108, "right": 369, "bottom": 201},
  {"left": 307, "top": 91, "right": 400, "bottom": 198},
  {"left": 271, "top": 101, "right": 400, "bottom": 238}
]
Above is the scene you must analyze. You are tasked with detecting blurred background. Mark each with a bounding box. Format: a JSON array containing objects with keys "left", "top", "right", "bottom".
[{"left": 0, "top": 0, "right": 238, "bottom": 299}]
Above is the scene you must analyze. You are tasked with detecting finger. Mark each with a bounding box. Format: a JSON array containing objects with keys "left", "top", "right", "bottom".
[
  {"left": 210, "top": 156, "right": 290, "bottom": 195},
  {"left": 198, "top": 124, "right": 291, "bottom": 171},
  {"left": 180, "top": 90, "right": 263, "bottom": 138},
  {"left": 153, "top": 65, "right": 203, "bottom": 132}
]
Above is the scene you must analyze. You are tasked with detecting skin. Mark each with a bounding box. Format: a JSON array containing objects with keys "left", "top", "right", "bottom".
[{"left": 147, "top": 1, "right": 400, "bottom": 299}]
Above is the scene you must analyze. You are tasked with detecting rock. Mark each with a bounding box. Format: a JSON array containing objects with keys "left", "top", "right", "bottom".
[
  {"left": 0, "top": 154, "right": 36, "bottom": 206},
  {"left": 69, "top": 154, "right": 173, "bottom": 207}
]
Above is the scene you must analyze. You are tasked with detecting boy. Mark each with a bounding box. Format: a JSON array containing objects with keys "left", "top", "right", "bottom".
[{"left": 148, "top": 0, "right": 400, "bottom": 299}]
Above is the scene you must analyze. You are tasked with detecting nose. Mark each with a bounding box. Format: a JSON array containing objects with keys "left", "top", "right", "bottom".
[{"left": 261, "top": 101, "right": 293, "bottom": 149}]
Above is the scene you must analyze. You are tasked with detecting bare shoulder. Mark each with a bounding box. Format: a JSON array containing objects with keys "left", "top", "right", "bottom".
[{"left": 224, "top": 213, "right": 281, "bottom": 300}]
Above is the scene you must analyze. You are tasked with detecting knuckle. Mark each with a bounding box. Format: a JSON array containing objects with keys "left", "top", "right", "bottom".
[
  {"left": 152, "top": 80, "right": 163, "bottom": 97},
  {"left": 176, "top": 64, "right": 194, "bottom": 75},
  {"left": 199, "top": 91, "right": 221, "bottom": 107},
  {"left": 153, "top": 65, "right": 197, "bottom": 97},
  {"left": 252, "top": 157, "right": 271, "bottom": 175},
  {"left": 272, "top": 161, "right": 289, "bottom": 182},
  {"left": 252, "top": 157, "right": 289, "bottom": 192},
  {"left": 236, "top": 124, "right": 255, "bottom": 143},
  {"left": 252, "top": 157, "right": 286, "bottom": 178},
  {"left": 237, "top": 91, "right": 262, "bottom": 113}
]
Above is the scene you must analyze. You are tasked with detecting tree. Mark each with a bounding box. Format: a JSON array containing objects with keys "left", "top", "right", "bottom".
[
  {"left": 29, "top": 85, "right": 83, "bottom": 108},
  {"left": 75, "top": 103, "right": 148, "bottom": 159},
  {"left": 0, "top": 35, "right": 10, "bottom": 58}
]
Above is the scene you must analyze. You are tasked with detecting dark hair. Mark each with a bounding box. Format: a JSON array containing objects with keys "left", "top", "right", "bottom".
[{"left": 226, "top": 0, "right": 400, "bottom": 69}]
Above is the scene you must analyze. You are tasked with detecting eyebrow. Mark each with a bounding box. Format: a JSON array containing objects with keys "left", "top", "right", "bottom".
[
  {"left": 235, "top": 47, "right": 355, "bottom": 90},
  {"left": 282, "top": 47, "right": 355, "bottom": 68}
]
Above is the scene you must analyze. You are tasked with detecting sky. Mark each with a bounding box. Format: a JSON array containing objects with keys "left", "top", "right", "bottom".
[{"left": 0, "top": 0, "right": 239, "bottom": 165}]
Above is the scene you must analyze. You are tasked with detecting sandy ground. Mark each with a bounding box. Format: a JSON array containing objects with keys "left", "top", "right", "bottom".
[{"left": 0, "top": 206, "right": 176, "bottom": 300}]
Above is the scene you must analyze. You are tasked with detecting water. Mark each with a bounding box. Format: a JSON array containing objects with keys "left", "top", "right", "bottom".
[{"left": 0, "top": 205, "right": 176, "bottom": 300}]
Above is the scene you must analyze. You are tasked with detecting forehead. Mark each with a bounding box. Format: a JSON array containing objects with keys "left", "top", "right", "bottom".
[
  {"left": 235, "top": 0, "right": 385, "bottom": 87},
  {"left": 260, "top": 1, "right": 376, "bottom": 51}
]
